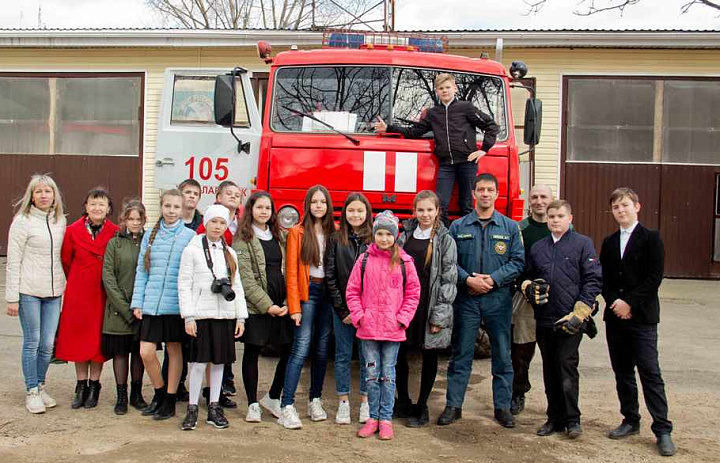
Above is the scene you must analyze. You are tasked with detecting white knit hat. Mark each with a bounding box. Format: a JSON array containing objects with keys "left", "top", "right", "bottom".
[{"left": 203, "top": 204, "right": 230, "bottom": 226}]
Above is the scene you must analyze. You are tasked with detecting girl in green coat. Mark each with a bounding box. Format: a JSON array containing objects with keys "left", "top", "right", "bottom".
[
  {"left": 233, "top": 191, "right": 293, "bottom": 423},
  {"left": 101, "top": 200, "right": 147, "bottom": 415}
]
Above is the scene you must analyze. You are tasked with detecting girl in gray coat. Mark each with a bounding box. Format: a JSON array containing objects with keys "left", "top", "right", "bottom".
[{"left": 397, "top": 190, "right": 458, "bottom": 427}]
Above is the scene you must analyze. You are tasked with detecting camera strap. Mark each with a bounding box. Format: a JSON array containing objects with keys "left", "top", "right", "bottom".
[{"left": 201, "top": 236, "right": 232, "bottom": 280}]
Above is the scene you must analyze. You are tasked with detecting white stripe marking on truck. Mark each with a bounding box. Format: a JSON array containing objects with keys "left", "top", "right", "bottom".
[
  {"left": 394, "top": 152, "right": 418, "bottom": 193},
  {"left": 363, "top": 151, "right": 386, "bottom": 191}
]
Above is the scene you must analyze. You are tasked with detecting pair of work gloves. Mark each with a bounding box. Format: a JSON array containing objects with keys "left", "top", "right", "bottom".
[{"left": 520, "top": 279, "right": 593, "bottom": 335}]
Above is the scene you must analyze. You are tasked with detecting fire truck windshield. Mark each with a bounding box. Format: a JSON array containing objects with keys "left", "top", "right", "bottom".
[{"left": 271, "top": 65, "right": 508, "bottom": 141}]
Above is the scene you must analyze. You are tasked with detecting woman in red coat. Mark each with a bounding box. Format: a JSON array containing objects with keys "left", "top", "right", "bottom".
[{"left": 55, "top": 188, "right": 119, "bottom": 409}]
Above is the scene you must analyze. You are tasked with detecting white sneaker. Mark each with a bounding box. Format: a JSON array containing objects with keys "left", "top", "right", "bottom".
[
  {"left": 359, "top": 401, "right": 370, "bottom": 424},
  {"left": 26, "top": 388, "right": 46, "bottom": 414},
  {"left": 259, "top": 393, "right": 282, "bottom": 418},
  {"left": 308, "top": 398, "right": 328, "bottom": 422},
  {"left": 335, "top": 400, "right": 351, "bottom": 425},
  {"left": 38, "top": 383, "right": 57, "bottom": 408},
  {"left": 278, "top": 405, "right": 303, "bottom": 429},
  {"left": 246, "top": 402, "right": 262, "bottom": 422}
]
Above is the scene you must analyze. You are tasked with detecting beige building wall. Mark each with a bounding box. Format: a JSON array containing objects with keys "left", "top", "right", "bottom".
[
  {"left": 449, "top": 46, "right": 720, "bottom": 198},
  {"left": 4, "top": 45, "right": 720, "bottom": 217}
]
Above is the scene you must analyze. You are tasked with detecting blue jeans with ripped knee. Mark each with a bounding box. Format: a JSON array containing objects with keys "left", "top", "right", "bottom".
[{"left": 360, "top": 340, "right": 400, "bottom": 421}]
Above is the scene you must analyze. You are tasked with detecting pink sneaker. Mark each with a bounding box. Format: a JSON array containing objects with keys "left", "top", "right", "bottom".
[
  {"left": 357, "top": 418, "right": 379, "bottom": 438},
  {"left": 379, "top": 420, "right": 394, "bottom": 440}
]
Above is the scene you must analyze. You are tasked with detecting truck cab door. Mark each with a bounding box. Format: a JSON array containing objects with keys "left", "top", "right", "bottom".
[{"left": 154, "top": 68, "right": 261, "bottom": 211}]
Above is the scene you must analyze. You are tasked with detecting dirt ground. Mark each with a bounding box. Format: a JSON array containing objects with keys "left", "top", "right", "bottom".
[{"left": 1, "top": 257, "right": 718, "bottom": 462}]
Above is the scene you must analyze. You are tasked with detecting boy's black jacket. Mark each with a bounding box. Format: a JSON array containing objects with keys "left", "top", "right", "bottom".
[{"left": 387, "top": 99, "right": 499, "bottom": 165}]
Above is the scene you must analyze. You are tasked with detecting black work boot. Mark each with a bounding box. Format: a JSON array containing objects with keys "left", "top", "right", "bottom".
[
  {"left": 129, "top": 380, "right": 148, "bottom": 410},
  {"left": 206, "top": 402, "right": 229, "bottom": 429},
  {"left": 510, "top": 394, "right": 525, "bottom": 415},
  {"left": 114, "top": 384, "right": 128, "bottom": 415},
  {"left": 537, "top": 420, "right": 565, "bottom": 437},
  {"left": 181, "top": 404, "right": 199, "bottom": 430},
  {"left": 153, "top": 393, "right": 177, "bottom": 420},
  {"left": 84, "top": 380, "right": 101, "bottom": 409},
  {"left": 71, "top": 380, "right": 89, "bottom": 409},
  {"left": 657, "top": 434, "right": 676, "bottom": 456},
  {"left": 567, "top": 422, "right": 583, "bottom": 439},
  {"left": 437, "top": 406, "right": 462, "bottom": 426},
  {"left": 609, "top": 421, "right": 640, "bottom": 439},
  {"left": 142, "top": 387, "right": 165, "bottom": 416},
  {"left": 494, "top": 408, "right": 516, "bottom": 428}
]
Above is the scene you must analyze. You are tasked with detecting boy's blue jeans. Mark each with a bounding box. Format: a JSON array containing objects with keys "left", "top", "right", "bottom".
[
  {"left": 436, "top": 162, "right": 478, "bottom": 225},
  {"left": 360, "top": 339, "right": 401, "bottom": 421},
  {"left": 333, "top": 310, "right": 367, "bottom": 397},
  {"left": 18, "top": 294, "right": 62, "bottom": 390},
  {"left": 281, "top": 282, "right": 333, "bottom": 407}
]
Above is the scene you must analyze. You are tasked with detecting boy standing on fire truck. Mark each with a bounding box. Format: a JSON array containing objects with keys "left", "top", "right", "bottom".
[{"left": 373, "top": 73, "right": 499, "bottom": 226}]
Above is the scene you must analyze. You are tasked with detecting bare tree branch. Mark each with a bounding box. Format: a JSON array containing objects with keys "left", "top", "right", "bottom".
[
  {"left": 147, "top": 0, "right": 381, "bottom": 30},
  {"left": 524, "top": 0, "right": 720, "bottom": 16}
]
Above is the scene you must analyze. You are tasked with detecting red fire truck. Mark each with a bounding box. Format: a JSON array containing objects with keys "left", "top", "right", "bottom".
[{"left": 211, "top": 32, "right": 540, "bottom": 226}]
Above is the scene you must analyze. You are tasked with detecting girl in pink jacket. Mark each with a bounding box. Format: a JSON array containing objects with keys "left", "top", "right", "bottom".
[{"left": 346, "top": 211, "right": 421, "bottom": 440}]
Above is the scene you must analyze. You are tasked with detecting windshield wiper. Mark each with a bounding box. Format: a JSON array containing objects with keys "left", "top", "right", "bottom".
[{"left": 283, "top": 106, "right": 361, "bottom": 145}]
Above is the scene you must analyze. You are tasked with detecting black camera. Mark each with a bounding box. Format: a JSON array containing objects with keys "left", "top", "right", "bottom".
[{"left": 211, "top": 278, "right": 235, "bottom": 301}]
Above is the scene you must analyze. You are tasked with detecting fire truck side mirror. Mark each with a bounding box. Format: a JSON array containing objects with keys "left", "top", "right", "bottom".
[
  {"left": 214, "top": 74, "right": 235, "bottom": 127},
  {"left": 524, "top": 98, "right": 542, "bottom": 146}
]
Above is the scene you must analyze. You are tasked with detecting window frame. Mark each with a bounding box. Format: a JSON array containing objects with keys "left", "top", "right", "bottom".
[
  {"left": 0, "top": 71, "right": 144, "bottom": 158},
  {"left": 562, "top": 75, "right": 720, "bottom": 167}
]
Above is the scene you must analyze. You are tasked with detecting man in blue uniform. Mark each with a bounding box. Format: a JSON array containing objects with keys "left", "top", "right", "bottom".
[{"left": 437, "top": 173, "right": 525, "bottom": 429}]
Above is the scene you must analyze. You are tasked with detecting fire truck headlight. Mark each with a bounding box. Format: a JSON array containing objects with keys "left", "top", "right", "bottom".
[{"left": 278, "top": 206, "right": 300, "bottom": 229}]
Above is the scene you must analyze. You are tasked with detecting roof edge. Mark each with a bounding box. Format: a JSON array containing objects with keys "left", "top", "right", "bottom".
[{"left": 1, "top": 29, "right": 720, "bottom": 49}]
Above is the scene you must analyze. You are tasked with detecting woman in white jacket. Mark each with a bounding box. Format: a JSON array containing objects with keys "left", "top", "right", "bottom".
[
  {"left": 178, "top": 205, "right": 248, "bottom": 430},
  {"left": 5, "top": 174, "right": 67, "bottom": 414}
]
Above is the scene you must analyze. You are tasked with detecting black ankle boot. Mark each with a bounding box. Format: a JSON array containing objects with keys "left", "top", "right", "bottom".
[
  {"left": 153, "top": 393, "right": 177, "bottom": 420},
  {"left": 84, "top": 380, "right": 101, "bottom": 409},
  {"left": 142, "top": 387, "right": 165, "bottom": 416},
  {"left": 129, "top": 380, "right": 148, "bottom": 410},
  {"left": 71, "top": 380, "right": 89, "bottom": 409},
  {"left": 114, "top": 384, "right": 128, "bottom": 415},
  {"left": 408, "top": 405, "right": 429, "bottom": 428}
]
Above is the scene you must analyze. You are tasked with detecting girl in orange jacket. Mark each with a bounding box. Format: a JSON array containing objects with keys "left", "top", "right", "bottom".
[{"left": 278, "top": 185, "right": 336, "bottom": 429}]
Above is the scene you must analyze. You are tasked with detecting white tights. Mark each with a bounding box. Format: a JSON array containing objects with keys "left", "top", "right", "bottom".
[{"left": 188, "top": 362, "right": 224, "bottom": 406}]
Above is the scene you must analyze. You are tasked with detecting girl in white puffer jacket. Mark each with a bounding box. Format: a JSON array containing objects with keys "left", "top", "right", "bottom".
[{"left": 178, "top": 205, "right": 248, "bottom": 430}]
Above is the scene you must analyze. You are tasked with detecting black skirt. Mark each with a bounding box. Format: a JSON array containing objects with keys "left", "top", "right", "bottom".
[
  {"left": 241, "top": 313, "right": 294, "bottom": 347},
  {"left": 101, "top": 334, "right": 140, "bottom": 357},
  {"left": 187, "top": 319, "right": 237, "bottom": 364},
  {"left": 140, "top": 314, "right": 185, "bottom": 343}
]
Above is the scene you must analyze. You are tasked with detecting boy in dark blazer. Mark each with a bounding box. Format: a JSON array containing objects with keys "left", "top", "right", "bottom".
[{"left": 600, "top": 187, "right": 675, "bottom": 457}]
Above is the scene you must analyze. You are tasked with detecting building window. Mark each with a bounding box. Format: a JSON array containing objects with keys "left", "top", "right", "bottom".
[
  {"left": 171, "top": 75, "right": 250, "bottom": 127},
  {"left": 0, "top": 75, "right": 141, "bottom": 156},
  {"left": 567, "top": 79, "right": 655, "bottom": 163},
  {"left": 566, "top": 77, "right": 720, "bottom": 166}
]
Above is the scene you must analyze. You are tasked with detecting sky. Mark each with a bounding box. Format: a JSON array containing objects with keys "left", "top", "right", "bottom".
[{"left": 0, "top": 0, "right": 718, "bottom": 30}]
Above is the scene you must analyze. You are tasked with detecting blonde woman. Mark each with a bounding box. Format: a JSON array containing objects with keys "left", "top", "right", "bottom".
[{"left": 6, "top": 174, "right": 67, "bottom": 414}]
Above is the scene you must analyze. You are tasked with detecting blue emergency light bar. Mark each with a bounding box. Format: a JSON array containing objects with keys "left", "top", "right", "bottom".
[{"left": 324, "top": 31, "right": 447, "bottom": 53}]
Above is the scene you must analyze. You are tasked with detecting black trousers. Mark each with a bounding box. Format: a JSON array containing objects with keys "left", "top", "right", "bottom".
[
  {"left": 536, "top": 327, "right": 582, "bottom": 426},
  {"left": 511, "top": 340, "right": 536, "bottom": 396},
  {"left": 606, "top": 322, "right": 673, "bottom": 436}
]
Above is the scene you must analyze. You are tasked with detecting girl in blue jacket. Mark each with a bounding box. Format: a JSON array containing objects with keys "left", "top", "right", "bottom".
[{"left": 131, "top": 189, "right": 196, "bottom": 421}]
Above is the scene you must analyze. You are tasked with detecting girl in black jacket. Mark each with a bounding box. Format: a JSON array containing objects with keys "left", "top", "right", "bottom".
[{"left": 324, "top": 193, "right": 373, "bottom": 425}]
